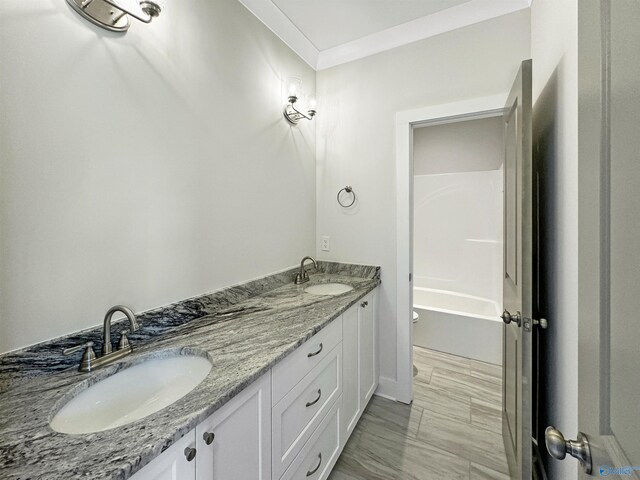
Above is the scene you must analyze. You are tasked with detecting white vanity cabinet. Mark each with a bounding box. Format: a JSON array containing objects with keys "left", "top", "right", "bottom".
[
  {"left": 129, "top": 287, "right": 378, "bottom": 480},
  {"left": 130, "top": 372, "right": 271, "bottom": 480},
  {"left": 341, "top": 289, "right": 378, "bottom": 442}
]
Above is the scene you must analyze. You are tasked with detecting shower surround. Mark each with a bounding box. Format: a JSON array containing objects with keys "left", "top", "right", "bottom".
[{"left": 413, "top": 169, "right": 503, "bottom": 364}]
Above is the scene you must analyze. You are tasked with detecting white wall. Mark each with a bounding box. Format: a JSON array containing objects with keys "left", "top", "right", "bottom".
[
  {"left": 316, "top": 10, "right": 530, "bottom": 394},
  {"left": 530, "top": 1, "right": 579, "bottom": 479},
  {"left": 414, "top": 170, "right": 503, "bottom": 304},
  {"left": 413, "top": 116, "right": 503, "bottom": 175},
  {"left": 0, "top": 0, "right": 316, "bottom": 353}
]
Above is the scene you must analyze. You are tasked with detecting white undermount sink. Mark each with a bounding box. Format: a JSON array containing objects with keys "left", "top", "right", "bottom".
[
  {"left": 50, "top": 353, "right": 212, "bottom": 434},
  {"left": 304, "top": 283, "right": 354, "bottom": 296}
]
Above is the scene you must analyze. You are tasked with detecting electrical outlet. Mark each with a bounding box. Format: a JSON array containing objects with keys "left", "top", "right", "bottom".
[{"left": 321, "top": 236, "right": 330, "bottom": 252}]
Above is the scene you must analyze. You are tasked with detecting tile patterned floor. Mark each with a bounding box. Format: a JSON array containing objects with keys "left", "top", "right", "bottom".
[{"left": 329, "top": 347, "right": 510, "bottom": 480}]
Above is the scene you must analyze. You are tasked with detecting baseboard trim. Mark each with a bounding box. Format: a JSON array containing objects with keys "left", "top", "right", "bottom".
[{"left": 374, "top": 376, "right": 398, "bottom": 401}]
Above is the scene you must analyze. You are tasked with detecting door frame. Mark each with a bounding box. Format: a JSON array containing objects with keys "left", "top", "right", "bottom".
[{"left": 394, "top": 94, "right": 509, "bottom": 404}]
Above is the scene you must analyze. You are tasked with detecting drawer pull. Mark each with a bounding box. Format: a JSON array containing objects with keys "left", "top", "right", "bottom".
[
  {"left": 184, "top": 447, "right": 197, "bottom": 462},
  {"left": 203, "top": 431, "right": 215, "bottom": 445},
  {"left": 361, "top": 301, "right": 368, "bottom": 307},
  {"left": 306, "top": 388, "right": 322, "bottom": 407},
  {"left": 306, "top": 453, "right": 322, "bottom": 477},
  {"left": 307, "top": 343, "right": 323, "bottom": 358}
]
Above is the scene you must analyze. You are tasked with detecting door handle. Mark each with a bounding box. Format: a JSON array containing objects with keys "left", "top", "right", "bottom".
[
  {"left": 545, "top": 426, "right": 592, "bottom": 474},
  {"left": 533, "top": 317, "right": 548, "bottom": 329},
  {"left": 501, "top": 310, "right": 522, "bottom": 327}
]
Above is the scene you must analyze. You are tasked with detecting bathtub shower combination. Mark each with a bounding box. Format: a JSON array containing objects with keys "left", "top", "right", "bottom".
[
  {"left": 413, "top": 169, "right": 503, "bottom": 365},
  {"left": 412, "top": 286, "right": 502, "bottom": 364}
]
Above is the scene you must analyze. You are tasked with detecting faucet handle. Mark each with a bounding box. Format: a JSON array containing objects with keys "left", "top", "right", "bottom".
[
  {"left": 63, "top": 341, "right": 97, "bottom": 372},
  {"left": 63, "top": 341, "right": 95, "bottom": 356},
  {"left": 118, "top": 330, "right": 131, "bottom": 350}
]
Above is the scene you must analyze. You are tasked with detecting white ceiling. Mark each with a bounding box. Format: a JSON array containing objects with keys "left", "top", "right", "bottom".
[
  {"left": 238, "top": 0, "right": 531, "bottom": 70},
  {"left": 270, "top": 0, "right": 473, "bottom": 51}
]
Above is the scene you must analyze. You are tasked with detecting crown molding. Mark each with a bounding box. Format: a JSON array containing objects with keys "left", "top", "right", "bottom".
[
  {"left": 237, "top": 0, "right": 319, "bottom": 69},
  {"left": 238, "top": 0, "right": 530, "bottom": 71},
  {"left": 316, "top": 0, "right": 530, "bottom": 70}
]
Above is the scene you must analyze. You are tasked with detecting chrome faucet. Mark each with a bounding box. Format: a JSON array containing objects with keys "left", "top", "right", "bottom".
[
  {"left": 102, "top": 305, "right": 139, "bottom": 355},
  {"left": 63, "top": 305, "right": 140, "bottom": 372},
  {"left": 295, "top": 256, "right": 318, "bottom": 285}
]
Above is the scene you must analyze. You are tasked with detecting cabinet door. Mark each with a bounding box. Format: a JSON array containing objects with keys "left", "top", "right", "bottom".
[
  {"left": 196, "top": 372, "right": 271, "bottom": 480},
  {"left": 358, "top": 290, "right": 377, "bottom": 406},
  {"left": 341, "top": 307, "right": 360, "bottom": 442},
  {"left": 129, "top": 431, "right": 196, "bottom": 480}
]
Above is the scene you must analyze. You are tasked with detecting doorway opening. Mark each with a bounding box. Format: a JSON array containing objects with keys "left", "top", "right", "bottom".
[
  {"left": 395, "top": 94, "right": 508, "bottom": 404},
  {"left": 411, "top": 116, "right": 504, "bottom": 365},
  {"left": 393, "top": 95, "right": 511, "bottom": 478}
]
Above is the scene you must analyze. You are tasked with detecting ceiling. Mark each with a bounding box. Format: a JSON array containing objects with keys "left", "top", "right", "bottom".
[
  {"left": 238, "top": 0, "right": 531, "bottom": 70},
  {"left": 270, "top": 0, "right": 473, "bottom": 51}
]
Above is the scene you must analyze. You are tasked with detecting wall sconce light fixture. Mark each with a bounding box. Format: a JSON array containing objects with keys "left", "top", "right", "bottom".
[
  {"left": 283, "top": 77, "right": 317, "bottom": 125},
  {"left": 67, "top": 0, "right": 161, "bottom": 32}
]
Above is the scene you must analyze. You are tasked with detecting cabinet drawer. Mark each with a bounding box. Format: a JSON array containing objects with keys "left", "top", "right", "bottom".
[
  {"left": 272, "top": 344, "right": 342, "bottom": 479},
  {"left": 272, "top": 316, "right": 342, "bottom": 405},
  {"left": 280, "top": 397, "right": 342, "bottom": 480}
]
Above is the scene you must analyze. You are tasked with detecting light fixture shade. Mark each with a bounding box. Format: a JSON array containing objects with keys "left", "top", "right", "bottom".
[
  {"left": 282, "top": 76, "right": 316, "bottom": 125},
  {"left": 307, "top": 94, "right": 317, "bottom": 111},
  {"left": 285, "top": 76, "right": 302, "bottom": 99}
]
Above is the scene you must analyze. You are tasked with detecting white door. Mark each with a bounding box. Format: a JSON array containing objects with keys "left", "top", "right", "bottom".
[
  {"left": 501, "top": 59, "right": 534, "bottom": 480},
  {"left": 196, "top": 372, "right": 271, "bottom": 480},
  {"left": 545, "top": 2, "right": 640, "bottom": 477},
  {"left": 129, "top": 431, "right": 197, "bottom": 480}
]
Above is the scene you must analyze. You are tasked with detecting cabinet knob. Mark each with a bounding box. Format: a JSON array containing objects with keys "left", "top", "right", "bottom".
[
  {"left": 184, "top": 447, "right": 197, "bottom": 462},
  {"left": 203, "top": 431, "right": 215, "bottom": 445},
  {"left": 361, "top": 301, "right": 368, "bottom": 308}
]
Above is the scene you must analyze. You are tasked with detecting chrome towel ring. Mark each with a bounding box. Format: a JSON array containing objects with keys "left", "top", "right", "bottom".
[{"left": 337, "top": 186, "right": 356, "bottom": 208}]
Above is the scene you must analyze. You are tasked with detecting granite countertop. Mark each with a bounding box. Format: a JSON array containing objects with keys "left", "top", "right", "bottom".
[{"left": 0, "top": 262, "right": 380, "bottom": 480}]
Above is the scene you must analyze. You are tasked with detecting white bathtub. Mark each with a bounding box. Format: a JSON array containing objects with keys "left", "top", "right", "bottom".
[{"left": 413, "top": 287, "right": 503, "bottom": 365}]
